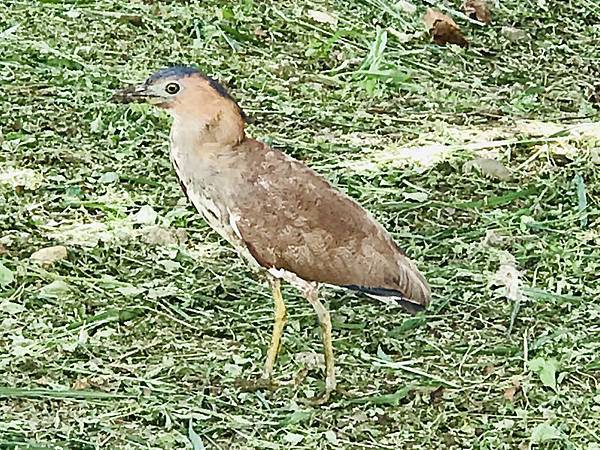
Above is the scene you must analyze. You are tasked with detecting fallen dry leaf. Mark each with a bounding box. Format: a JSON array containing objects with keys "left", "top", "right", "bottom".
[
  {"left": 0, "top": 168, "right": 42, "bottom": 190},
  {"left": 483, "top": 365, "right": 496, "bottom": 375},
  {"left": 118, "top": 14, "right": 143, "bottom": 27},
  {"left": 253, "top": 26, "right": 267, "bottom": 38},
  {"left": 481, "top": 229, "right": 507, "bottom": 248},
  {"left": 462, "top": 0, "right": 492, "bottom": 24},
  {"left": 131, "top": 205, "right": 158, "bottom": 225},
  {"left": 423, "top": 8, "right": 453, "bottom": 30},
  {"left": 307, "top": 9, "right": 338, "bottom": 27},
  {"left": 429, "top": 386, "right": 445, "bottom": 405},
  {"left": 72, "top": 377, "right": 91, "bottom": 390},
  {"left": 395, "top": 0, "right": 417, "bottom": 14},
  {"left": 88, "top": 376, "right": 115, "bottom": 392},
  {"left": 388, "top": 27, "right": 414, "bottom": 44},
  {"left": 30, "top": 245, "right": 68, "bottom": 265},
  {"left": 502, "top": 26, "right": 528, "bottom": 43},
  {"left": 140, "top": 226, "right": 187, "bottom": 246},
  {"left": 34, "top": 377, "right": 52, "bottom": 386},
  {"left": 403, "top": 191, "right": 429, "bottom": 202},
  {"left": 463, "top": 157, "right": 511, "bottom": 180},
  {"left": 503, "top": 385, "right": 518, "bottom": 401},
  {"left": 423, "top": 8, "right": 468, "bottom": 47},
  {"left": 294, "top": 351, "right": 324, "bottom": 369},
  {"left": 49, "top": 221, "right": 135, "bottom": 248},
  {"left": 515, "top": 120, "right": 564, "bottom": 137},
  {"left": 0, "top": 300, "right": 25, "bottom": 315},
  {"left": 503, "top": 378, "right": 522, "bottom": 402},
  {"left": 490, "top": 252, "right": 524, "bottom": 303}
]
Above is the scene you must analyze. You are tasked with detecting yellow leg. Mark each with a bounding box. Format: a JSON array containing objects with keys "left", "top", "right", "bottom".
[
  {"left": 305, "top": 288, "right": 336, "bottom": 401},
  {"left": 263, "top": 278, "right": 287, "bottom": 380}
]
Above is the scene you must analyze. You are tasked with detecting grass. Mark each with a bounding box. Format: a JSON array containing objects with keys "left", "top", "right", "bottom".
[{"left": 1, "top": 0, "right": 599, "bottom": 449}]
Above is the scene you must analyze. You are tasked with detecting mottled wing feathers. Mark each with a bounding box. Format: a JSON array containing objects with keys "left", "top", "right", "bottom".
[{"left": 232, "top": 139, "right": 431, "bottom": 308}]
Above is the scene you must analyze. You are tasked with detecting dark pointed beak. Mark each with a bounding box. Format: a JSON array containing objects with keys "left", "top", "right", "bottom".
[{"left": 111, "top": 84, "right": 151, "bottom": 104}]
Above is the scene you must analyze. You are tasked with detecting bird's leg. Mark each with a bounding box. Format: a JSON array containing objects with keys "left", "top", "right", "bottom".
[
  {"left": 263, "top": 277, "right": 287, "bottom": 381},
  {"left": 305, "top": 287, "right": 336, "bottom": 403}
]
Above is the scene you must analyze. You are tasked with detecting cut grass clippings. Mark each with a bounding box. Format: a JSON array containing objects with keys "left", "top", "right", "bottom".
[{"left": 1, "top": 0, "right": 599, "bottom": 449}]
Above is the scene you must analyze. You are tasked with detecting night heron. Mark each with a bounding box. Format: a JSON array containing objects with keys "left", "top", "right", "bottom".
[{"left": 114, "top": 66, "right": 431, "bottom": 402}]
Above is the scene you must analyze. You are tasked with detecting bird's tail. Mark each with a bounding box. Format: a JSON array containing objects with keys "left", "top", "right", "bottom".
[{"left": 344, "top": 256, "right": 431, "bottom": 313}]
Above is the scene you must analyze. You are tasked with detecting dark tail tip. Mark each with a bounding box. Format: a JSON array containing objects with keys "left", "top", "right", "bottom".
[{"left": 343, "top": 285, "right": 426, "bottom": 314}]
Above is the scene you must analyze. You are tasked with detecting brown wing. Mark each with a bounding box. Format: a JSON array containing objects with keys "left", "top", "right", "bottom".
[{"left": 231, "top": 139, "right": 431, "bottom": 307}]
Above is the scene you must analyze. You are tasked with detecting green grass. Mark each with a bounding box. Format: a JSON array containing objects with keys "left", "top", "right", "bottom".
[{"left": 1, "top": 0, "right": 599, "bottom": 449}]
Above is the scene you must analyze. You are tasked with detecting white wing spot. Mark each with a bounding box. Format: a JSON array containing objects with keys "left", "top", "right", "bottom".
[
  {"left": 257, "top": 176, "right": 271, "bottom": 189},
  {"left": 228, "top": 208, "right": 243, "bottom": 240}
]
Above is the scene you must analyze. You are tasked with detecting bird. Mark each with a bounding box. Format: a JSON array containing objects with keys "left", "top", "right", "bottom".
[{"left": 113, "top": 66, "right": 431, "bottom": 402}]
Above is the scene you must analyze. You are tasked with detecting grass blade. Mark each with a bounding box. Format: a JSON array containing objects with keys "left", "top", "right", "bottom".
[
  {"left": 0, "top": 387, "right": 131, "bottom": 400},
  {"left": 574, "top": 173, "right": 588, "bottom": 227},
  {"left": 188, "top": 420, "right": 206, "bottom": 450}
]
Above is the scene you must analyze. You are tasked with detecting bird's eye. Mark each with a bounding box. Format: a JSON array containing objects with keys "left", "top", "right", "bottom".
[{"left": 165, "top": 82, "right": 180, "bottom": 94}]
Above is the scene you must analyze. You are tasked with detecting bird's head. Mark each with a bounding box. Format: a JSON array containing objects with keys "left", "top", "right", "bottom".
[{"left": 113, "top": 66, "right": 248, "bottom": 143}]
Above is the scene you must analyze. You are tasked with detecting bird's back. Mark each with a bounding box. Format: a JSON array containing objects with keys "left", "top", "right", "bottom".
[{"left": 226, "top": 139, "right": 431, "bottom": 309}]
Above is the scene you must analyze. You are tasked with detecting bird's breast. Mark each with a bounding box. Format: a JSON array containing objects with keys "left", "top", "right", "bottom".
[{"left": 169, "top": 142, "right": 263, "bottom": 271}]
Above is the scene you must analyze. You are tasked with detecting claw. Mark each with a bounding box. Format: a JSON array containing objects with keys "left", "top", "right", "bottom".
[
  {"left": 234, "top": 377, "right": 277, "bottom": 393},
  {"left": 300, "top": 385, "right": 338, "bottom": 406}
]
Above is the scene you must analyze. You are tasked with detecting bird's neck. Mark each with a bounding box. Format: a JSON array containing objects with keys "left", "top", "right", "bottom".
[{"left": 170, "top": 103, "right": 245, "bottom": 153}]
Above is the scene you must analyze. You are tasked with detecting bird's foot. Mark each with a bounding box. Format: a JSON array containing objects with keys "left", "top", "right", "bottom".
[
  {"left": 234, "top": 376, "right": 277, "bottom": 392},
  {"left": 300, "top": 378, "right": 339, "bottom": 406},
  {"left": 302, "top": 390, "right": 332, "bottom": 405}
]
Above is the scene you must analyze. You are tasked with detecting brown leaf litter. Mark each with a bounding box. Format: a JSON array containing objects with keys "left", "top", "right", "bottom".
[
  {"left": 423, "top": 8, "right": 469, "bottom": 47},
  {"left": 462, "top": 0, "right": 492, "bottom": 24}
]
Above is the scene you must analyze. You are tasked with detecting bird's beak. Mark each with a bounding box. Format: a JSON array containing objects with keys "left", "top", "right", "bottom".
[{"left": 112, "top": 83, "right": 152, "bottom": 104}]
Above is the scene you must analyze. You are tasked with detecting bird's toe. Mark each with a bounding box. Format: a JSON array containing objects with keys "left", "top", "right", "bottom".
[{"left": 234, "top": 376, "right": 277, "bottom": 392}]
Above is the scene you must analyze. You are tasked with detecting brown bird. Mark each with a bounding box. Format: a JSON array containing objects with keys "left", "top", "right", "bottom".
[{"left": 114, "top": 66, "right": 431, "bottom": 402}]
